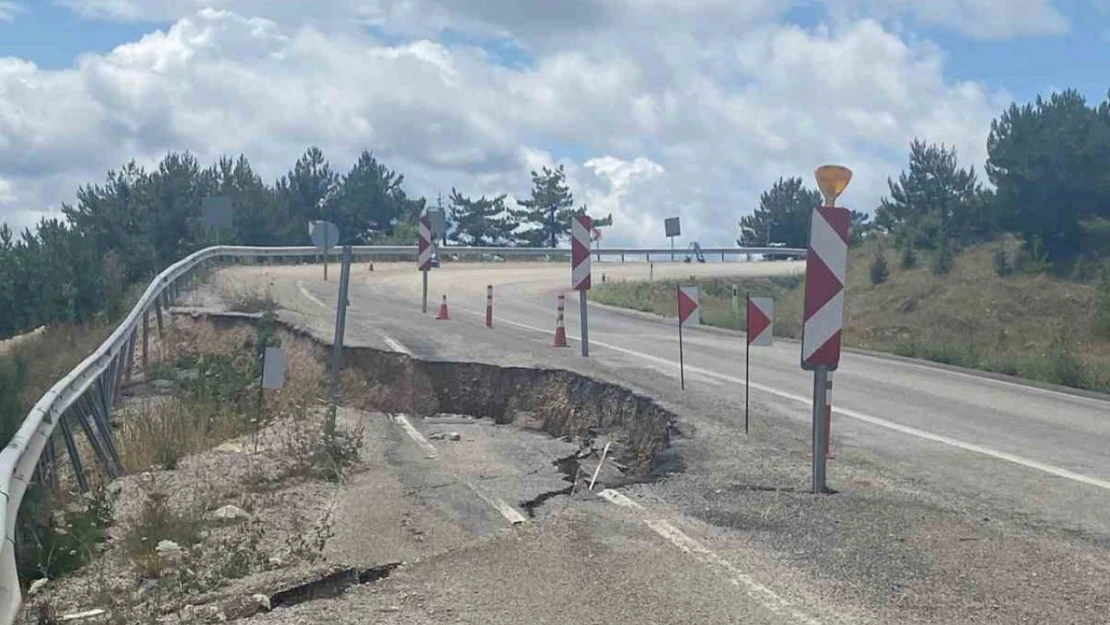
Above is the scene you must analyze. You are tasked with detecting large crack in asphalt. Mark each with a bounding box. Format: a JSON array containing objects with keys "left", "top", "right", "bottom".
[{"left": 194, "top": 311, "right": 684, "bottom": 515}]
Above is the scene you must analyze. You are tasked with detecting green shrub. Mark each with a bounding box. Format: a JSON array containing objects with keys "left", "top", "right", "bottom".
[
  {"left": 869, "top": 252, "right": 890, "bottom": 285},
  {"left": 931, "top": 241, "right": 955, "bottom": 276},
  {"left": 1096, "top": 264, "right": 1110, "bottom": 339},
  {"left": 900, "top": 246, "right": 917, "bottom": 270},
  {"left": 126, "top": 489, "right": 202, "bottom": 579},
  {"left": 16, "top": 486, "right": 113, "bottom": 583},
  {"left": 993, "top": 246, "right": 1011, "bottom": 277}
]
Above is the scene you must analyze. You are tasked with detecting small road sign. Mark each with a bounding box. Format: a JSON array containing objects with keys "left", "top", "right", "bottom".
[
  {"left": 678, "top": 285, "right": 700, "bottom": 326},
  {"left": 676, "top": 284, "right": 700, "bottom": 390},
  {"left": 309, "top": 221, "right": 340, "bottom": 250},
  {"left": 201, "top": 196, "right": 233, "bottom": 230},
  {"left": 664, "top": 217, "right": 681, "bottom": 238},
  {"left": 747, "top": 297, "right": 774, "bottom": 347},
  {"left": 309, "top": 220, "right": 340, "bottom": 281},
  {"left": 262, "top": 347, "right": 286, "bottom": 389},
  {"left": 418, "top": 217, "right": 434, "bottom": 271},
  {"left": 427, "top": 208, "right": 447, "bottom": 243}
]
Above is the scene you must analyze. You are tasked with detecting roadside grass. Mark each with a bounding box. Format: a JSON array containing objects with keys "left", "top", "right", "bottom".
[
  {"left": 592, "top": 238, "right": 1110, "bottom": 394},
  {"left": 14, "top": 312, "right": 355, "bottom": 592},
  {"left": 221, "top": 281, "right": 278, "bottom": 314}
]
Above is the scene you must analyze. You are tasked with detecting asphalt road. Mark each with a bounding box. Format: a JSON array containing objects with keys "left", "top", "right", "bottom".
[{"left": 212, "top": 260, "right": 1110, "bottom": 624}]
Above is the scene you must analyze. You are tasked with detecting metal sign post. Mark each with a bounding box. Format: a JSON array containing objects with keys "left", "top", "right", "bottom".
[
  {"left": 665, "top": 217, "right": 681, "bottom": 261},
  {"left": 325, "top": 246, "right": 352, "bottom": 437},
  {"left": 745, "top": 296, "right": 774, "bottom": 435},
  {"left": 802, "top": 165, "right": 853, "bottom": 494},
  {"left": 676, "top": 285, "right": 700, "bottom": 390},
  {"left": 571, "top": 215, "right": 593, "bottom": 357},
  {"left": 418, "top": 216, "right": 434, "bottom": 313}
]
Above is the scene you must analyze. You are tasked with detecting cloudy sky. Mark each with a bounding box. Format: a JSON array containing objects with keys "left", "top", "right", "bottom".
[{"left": 0, "top": 1, "right": 1107, "bottom": 246}]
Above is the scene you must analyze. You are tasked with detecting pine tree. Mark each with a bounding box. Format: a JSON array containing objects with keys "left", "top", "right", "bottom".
[
  {"left": 448, "top": 189, "right": 518, "bottom": 246},
  {"left": 739, "top": 177, "right": 822, "bottom": 248},
  {"left": 876, "top": 140, "right": 990, "bottom": 250},
  {"left": 513, "top": 165, "right": 579, "bottom": 247}
]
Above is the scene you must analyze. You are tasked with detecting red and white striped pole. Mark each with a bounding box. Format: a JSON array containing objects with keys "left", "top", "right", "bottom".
[
  {"left": 417, "top": 216, "right": 433, "bottom": 314},
  {"left": 571, "top": 215, "right": 593, "bottom": 357},
  {"left": 485, "top": 285, "right": 493, "bottom": 329},
  {"left": 803, "top": 165, "right": 852, "bottom": 494},
  {"left": 552, "top": 294, "right": 568, "bottom": 347}
]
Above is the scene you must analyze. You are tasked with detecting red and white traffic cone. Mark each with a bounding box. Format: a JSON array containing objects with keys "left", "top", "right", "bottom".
[
  {"left": 552, "top": 294, "right": 568, "bottom": 347},
  {"left": 436, "top": 294, "right": 450, "bottom": 320},
  {"left": 825, "top": 373, "right": 835, "bottom": 460},
  {"left": 485, "top": 285, "right": 493, "bottom": 329}
]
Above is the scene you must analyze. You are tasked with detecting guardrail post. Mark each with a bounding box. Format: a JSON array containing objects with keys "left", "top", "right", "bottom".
[
  {"left": 142, "top": 310, "right": 150, "bottom": 370},
  {"left": 72, "top": 405, "right": 117, "bottom": 480},
  {"left": 124, "top": 329, "right": 136, "bottom": 386},
  {"left": 112, "top": 346, "right": 128, "bottom": 405},
  {"left": 155, "top": 298, "right": 164, "bottom": 336},
  {"left": 59, "top": 415, "right": 89, "bottom": 493}
]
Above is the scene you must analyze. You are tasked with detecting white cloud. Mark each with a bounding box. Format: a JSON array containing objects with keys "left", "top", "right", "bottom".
[
  {"left": 822, "top": 0, "right": 1068, "bottom": 39},
  {"left": 0, "top": 7, "right": 1005, "bottom": 247},
  {"left": 0, "top": 1, "right": 22, "bottom": 22}
]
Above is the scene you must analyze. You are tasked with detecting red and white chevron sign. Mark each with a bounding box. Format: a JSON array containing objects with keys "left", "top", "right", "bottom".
[
  {"left": 571, "top": 215, "right": 592, "bottom": 291},
  {"left": 678, "top": 285, "right": 700, "bottom": 326},
  {"left": 747, "top": 297, "right": 774, "bottom": 347},
  {"left": 801, "top": 206, "right": 851, "bottom": 370},
  {"left": 417, "top": 216, "right": 433, "bottom": 271}
]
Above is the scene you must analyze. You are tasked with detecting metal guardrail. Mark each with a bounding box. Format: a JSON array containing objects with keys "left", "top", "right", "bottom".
[{"left": 0, "top": 242, "right": 806, "bottom": 622}]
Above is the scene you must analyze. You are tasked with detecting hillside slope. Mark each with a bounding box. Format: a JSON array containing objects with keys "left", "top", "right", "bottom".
[{"left": 592, "top": 241, "right": 1110, "bottom": 393}]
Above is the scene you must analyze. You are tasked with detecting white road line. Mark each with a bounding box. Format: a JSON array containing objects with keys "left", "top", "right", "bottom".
[
  {"left": 597, "top": 489, "right": 643, "bottom": 509},
  {"left": 467, "top": 483, "right": 528, "bottom": 525},
  {"left": 296, "top": 280, "right": 327, "bottom": 309},
  {"left": 644, "top": 519, "right": 822, "bottom": 625},
  {"left": 464, "top": 310, "right": 1110, "bottom": 492},
  {"left": 390, "top": 414, "right": 438, "bottom": 459},
  {"left": 378, "top": 332, "right": 412, "bottom": 355},
  {"left": 595, "top": 489, "right": 819, "bottom": 624},
  {"left": 390, "top": 413, "right": 526, "bottom": 526}
]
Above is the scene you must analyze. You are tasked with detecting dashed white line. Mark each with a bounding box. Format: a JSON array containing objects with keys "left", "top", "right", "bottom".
[
  {"left": 466, "top": 310, "right": 1110, "bottom": 492},
  {"left": 643, "top": 519, "right": 822, "bottom": 625},
  {"left": 597, "top": 488, "right": 642, "bottom": 509},
  {"left": 390, "top": 413, "right": 438, "bottom": 459},
  {"left": 296, "top": 280, "right": 327, "bottom": 309},
  {"left": 378, "top": 332, "right": 412, "bottom": 355},
  {"left": 467, "top": 483, "right": 528, "bottom": 525},
  {"left": 596, "top": 489, "right": 820, "bottom": 624},
  {"left": 389, "top": 413, "right": 527, "bottom": 526}
]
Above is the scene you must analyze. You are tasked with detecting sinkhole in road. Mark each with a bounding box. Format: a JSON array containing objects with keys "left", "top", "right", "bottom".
[
  {"left": 196, "top": 311, "right": 684, "bottom": 485},
  {"left": 338, "top": 342, "right": 684, "bottom": 483}
]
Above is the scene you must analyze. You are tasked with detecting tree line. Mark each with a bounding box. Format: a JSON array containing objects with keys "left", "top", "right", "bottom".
[
  {"left": 0, "top": 149, "right": 597, "bottom": 339},
  {"left": 741, "top": 88, "right": 1110, "bottom": 268}
]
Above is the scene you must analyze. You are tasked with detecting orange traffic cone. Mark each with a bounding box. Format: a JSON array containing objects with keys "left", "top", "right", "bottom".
[
  {"left": 552, "top": 294, "right": 568, "bottom": 347},
  {"left": 436, "top": 295, "right": 450, "bottom": 320}
]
